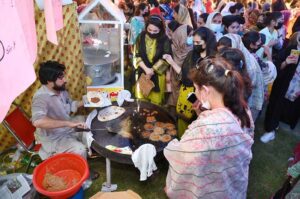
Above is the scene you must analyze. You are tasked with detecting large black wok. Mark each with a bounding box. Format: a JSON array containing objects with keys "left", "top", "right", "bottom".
[{"left": 91, "top": 100, "right": 176, "bottom": 164}]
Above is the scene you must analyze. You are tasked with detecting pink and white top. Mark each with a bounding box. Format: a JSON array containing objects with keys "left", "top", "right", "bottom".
[{"left": 164, "top": 108, "right": 254, "bottom": 199}]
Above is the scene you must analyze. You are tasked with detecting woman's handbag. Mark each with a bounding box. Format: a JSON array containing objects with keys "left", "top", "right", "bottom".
[
  {"left": 153, "top": 59, "right": 169, "bottom": 75},
  {"left": 136, "top": 73, "right": 155, "bottom": 97}
]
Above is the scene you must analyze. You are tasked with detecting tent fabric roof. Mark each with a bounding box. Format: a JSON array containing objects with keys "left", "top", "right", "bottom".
[{"left": 78, "top": 0, "right": 126, "bottom": 23}]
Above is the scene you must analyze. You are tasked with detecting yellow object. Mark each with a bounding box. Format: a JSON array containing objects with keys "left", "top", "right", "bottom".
[
  {"left": 0, "top": 3, "right": 86, "bottom": 152},
  {"left": 86, "top": 76, "right": 93, "bottom": 86},
  {"left": 176, "top": 85, "right": 195, "bottom": 137},
  {"left": 152, "top": 59, "right": 169, "bottom": 75},
  {"left": 267, "top": 83, "right": 273, "bottom": 97}
]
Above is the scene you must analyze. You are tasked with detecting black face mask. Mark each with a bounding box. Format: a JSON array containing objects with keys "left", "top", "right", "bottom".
[
  {"left": 194, "top": 45, "right": 205, "bottom": 53},
  {"left": 275, "top": 22, "right": 283, "bottom": 30},
  {"left": 147, "top": 32, "right": 160, "bottom": 39},
  {"left": 257, "top": 22, "right": 265, "bottom": 30}
]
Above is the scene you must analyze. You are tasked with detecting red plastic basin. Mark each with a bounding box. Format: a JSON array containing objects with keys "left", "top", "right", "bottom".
[{"left": 33, "top": 153, "right": 89, "bottom": 199}]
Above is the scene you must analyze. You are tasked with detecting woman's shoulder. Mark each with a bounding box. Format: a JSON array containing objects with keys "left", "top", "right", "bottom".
[
  {"left": 137, "top": 31, "right": 146, "bottom": 39},
  {"left": 181, "top": 51, "right": 194, "bottom": 68},
  {"left": 183, "top": 50, "right": 204, "bottom": 69},
  {"left": 174, "top": 24, "right": 188, "bottom": 33},
  {"left": 184, "top": 50, "right": 194, "bottom": 60},
  {"left": 259, "top": 27, "right": 269, "bottom": 35},
  {"left": 182, "top": 108, "right": 251, "bottom": 141},
  {"left": 191, "top": 108, "right": 238, "bottom": 128},
  {"left": 159, "top": 35, "right": 171, "bottom": 46},
  {"left": 134, "top": 32, "right": 146, "bottom": 45}
]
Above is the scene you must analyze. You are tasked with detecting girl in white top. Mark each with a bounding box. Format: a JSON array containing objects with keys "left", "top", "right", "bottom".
[{"left": 256, "top": 11, "right": 284, "bottom": 61}]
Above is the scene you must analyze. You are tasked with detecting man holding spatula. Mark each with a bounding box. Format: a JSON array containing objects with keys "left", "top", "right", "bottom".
[{"left": 31, "top": 61, "right": 89, "bottom": 161}]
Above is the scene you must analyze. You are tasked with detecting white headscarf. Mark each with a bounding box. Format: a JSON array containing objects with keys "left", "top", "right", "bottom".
[
  {"left": 206, "top": 12, "right": 223, "bottom": 41},
  {"left": 221, "top": 1, "right": 236, "bottom": 16},
  {"left": 206, "top": 12, "right": 218, "bottom": 29}
]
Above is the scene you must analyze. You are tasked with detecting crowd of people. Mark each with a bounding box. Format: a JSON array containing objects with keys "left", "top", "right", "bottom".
[
  {"left": 119, "top": 0, "right": 300, "bottom": 197},
  {"left": 119, "top": 0, "right": 300, "bottom": 141},
  {"left": 34, "top": 0, "right": 300, "bottom": 198}
]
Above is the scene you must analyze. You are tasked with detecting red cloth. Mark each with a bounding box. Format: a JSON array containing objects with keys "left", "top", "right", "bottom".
[
  {"left": 150, "top": 7, "right": 162, "bottom": 16},
  {"left": 205, "top": 0, "right": 213, "bottom": 14}
]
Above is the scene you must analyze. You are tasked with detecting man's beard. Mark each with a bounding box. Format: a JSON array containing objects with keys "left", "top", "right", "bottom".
[{"left": 53, "top": 82, "right": 66, "bottom": 91}]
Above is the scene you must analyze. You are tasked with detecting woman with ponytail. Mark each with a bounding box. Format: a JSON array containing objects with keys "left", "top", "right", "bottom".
[
  {"left": 164, "top": 57, "right": 254, "bottom": 199},
  {"left": 219, "top": 47, "right": 253, "bottom": 101}
]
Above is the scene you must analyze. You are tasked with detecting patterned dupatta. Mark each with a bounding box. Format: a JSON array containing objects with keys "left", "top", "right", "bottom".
[{"left": 164, "top": 108, "right": 254, "bottom": 199}]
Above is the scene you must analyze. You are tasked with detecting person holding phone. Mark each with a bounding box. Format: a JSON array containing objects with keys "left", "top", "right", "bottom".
[
  {"left": 163, "top": 27, "right": 217, "bottom": 137},
  {"left": 256, "top": 11, "right": 284, "bottom": 61},
  {"left": 242, "top": 31, "right": 277, "bottom": 103},
  {"left": 164, "top": 57, "right": 254, "bottom": 199},
  {"left": 261, "top": 32, "right": 300, "bottom": 143}
]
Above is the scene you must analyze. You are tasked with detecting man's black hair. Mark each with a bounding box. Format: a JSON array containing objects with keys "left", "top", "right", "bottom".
[
  {"left": 39, "top": 61, "right": 65, "bottom": 85},
  {"left": 242, "top": 31, "right": 260, "bottom": 49},
  {"left": 217, "top": 36, "right": 232, "bottom": 48},
  {"left": 264, "top": 11, "right": 283, "bottom": 26},
  {"left": 222, "top": 15, "right": 245, "bottom": 28}
]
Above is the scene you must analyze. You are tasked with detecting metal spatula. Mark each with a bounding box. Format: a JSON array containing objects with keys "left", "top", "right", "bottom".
[{"left": 74, "top": 127, "right": 115, "bottom": 133}]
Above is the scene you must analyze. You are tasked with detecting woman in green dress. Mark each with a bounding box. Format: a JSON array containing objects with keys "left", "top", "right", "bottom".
[
  {"left": 133, "top": 15, "right": 172, "bottom": 105},
  {"left": 164, "top": 27, "right": 217, "bottom": 137}
]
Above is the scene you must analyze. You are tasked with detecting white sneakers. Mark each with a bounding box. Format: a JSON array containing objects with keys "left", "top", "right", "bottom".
[{"left": 260, "top": 131, "right": 275, "bottom": 143}]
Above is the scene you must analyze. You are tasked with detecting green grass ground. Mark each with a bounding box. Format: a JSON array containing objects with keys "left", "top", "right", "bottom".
[
  {"left": 1, "top": 114, "right": 300, "bottom": 199},
  {"left": 247, "top": 118, "right": 300, "bottom": 199}
]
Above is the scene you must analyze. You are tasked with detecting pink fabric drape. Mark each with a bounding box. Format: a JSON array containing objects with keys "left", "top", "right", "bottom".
[{"left": 0, "top": 0, "right": 37, "bottom": 122}]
